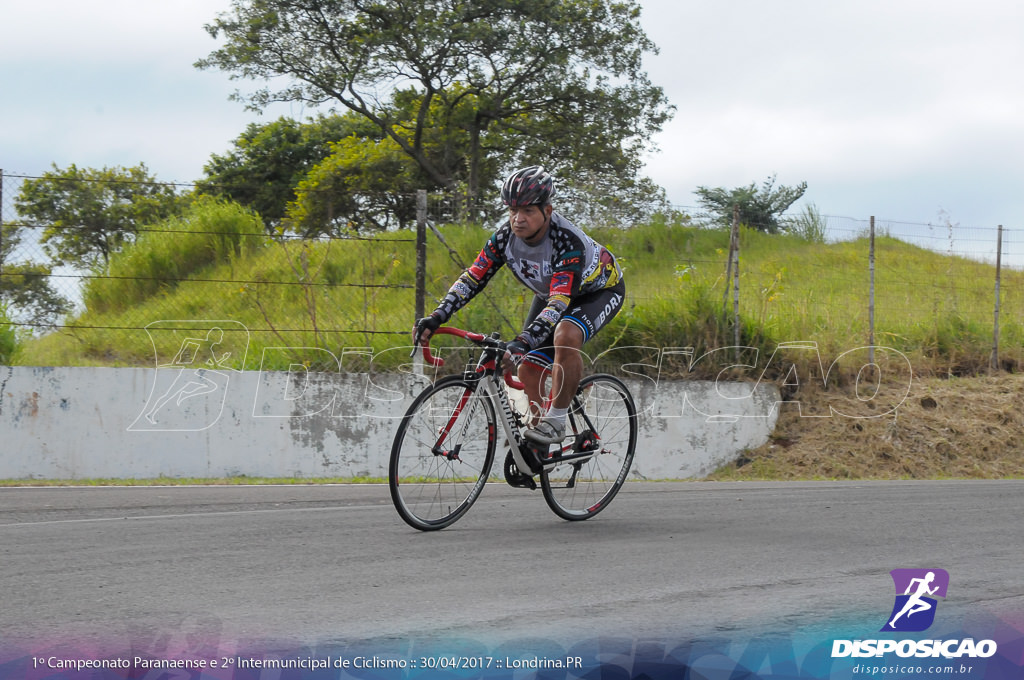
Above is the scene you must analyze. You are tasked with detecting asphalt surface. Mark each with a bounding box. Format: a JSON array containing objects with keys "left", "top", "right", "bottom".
[{"left": 1, "top": 481, "right": 1022, "bottom": 656}]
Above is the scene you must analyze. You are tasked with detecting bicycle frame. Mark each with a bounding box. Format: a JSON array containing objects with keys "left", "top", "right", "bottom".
[
  {"left": 393, "top": 325, "right": 638, "bottom": 529},
  {"left": 419, "top": 327, "right": 601, "bottom": 480}
]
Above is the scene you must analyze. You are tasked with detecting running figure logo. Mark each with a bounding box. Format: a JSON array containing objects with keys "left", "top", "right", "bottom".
[
  {"left": 881, "top": 568, "right": 950, "bottom": 632},
  {"left": 129, "top": 320, "right": 249, "bottom": 432}
]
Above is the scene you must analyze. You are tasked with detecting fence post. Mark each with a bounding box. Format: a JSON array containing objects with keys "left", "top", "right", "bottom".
[
  {"left": 868, "top": 216, "right": 875, "bottom": 364},
  {"left": 992, "top": 224, "right": 1003, "bottom": 371},
  {"left": 415, "top": 189, "right": 427, "bottom": 322},
  {"left": 723, "top": 204, "right": 740, "bottom": 352},
  {"left": 722, "top": 207, "right": 733, "bottom": 312},
  {"left": 732, "top": 214, "right": 740, "bottom": 351}
]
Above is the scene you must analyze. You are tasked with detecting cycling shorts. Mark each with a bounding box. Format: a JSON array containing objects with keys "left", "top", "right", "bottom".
[{"left": 520, "top": 280, "right": 625, "bottom": 370}]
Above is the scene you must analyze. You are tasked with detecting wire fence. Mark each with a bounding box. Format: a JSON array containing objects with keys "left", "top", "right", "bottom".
[
  {"left": 2, "top": 170, "right": 1023, "bottom": 373},
  {"left": 711, "top": 212, "right": 1024, "bottom": 375}
]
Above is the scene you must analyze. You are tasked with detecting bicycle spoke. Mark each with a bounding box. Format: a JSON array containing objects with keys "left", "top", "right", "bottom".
[
  {"left": 389, "top": 377, "right": 496, "bottom": 530},
  {"left": 541, "top": 374, "right": 637, "bottom": 520}
]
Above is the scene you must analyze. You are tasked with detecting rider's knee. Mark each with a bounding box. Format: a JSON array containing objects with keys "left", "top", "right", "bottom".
[
  {"left": 517, "top": 361, "right": 545, "bottom": 390},
  {"left": 553, "top": 322, "right": 584, "bottom": 354}
]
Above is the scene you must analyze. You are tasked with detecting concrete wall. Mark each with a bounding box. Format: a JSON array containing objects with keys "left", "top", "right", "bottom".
[{"left": 0, "top": 366, "right": 780, "bottom": 480}]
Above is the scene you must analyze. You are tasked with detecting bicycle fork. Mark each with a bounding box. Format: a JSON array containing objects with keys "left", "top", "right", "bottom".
[{"left": 430, "top": 383, "right": 481, "bottom": 462}]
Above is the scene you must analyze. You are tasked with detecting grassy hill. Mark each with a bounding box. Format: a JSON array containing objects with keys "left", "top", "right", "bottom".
[
  {"left": 9, "top": 203, "right": 1024, "bottom": 482},
  {"left": 14, "top": 202, "right": 1024, "bottom": 382}
]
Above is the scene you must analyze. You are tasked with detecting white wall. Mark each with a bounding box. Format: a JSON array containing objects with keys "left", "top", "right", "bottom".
[{"left": 0, "top": 366, "right": 780, "bottom": 480}]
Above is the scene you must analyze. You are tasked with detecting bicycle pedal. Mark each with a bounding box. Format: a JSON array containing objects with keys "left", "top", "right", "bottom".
[{"left": 525, "top": 441, "right": 553, "bottom": 471}]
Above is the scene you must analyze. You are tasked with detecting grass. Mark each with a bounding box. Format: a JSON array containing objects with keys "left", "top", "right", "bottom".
[
  {"left": 16, "top": 210, "right": 1024, "bottom": 381},
  {"left": 8, "top": 204, "right": 1024, "bottom": 485},
  {"left": 707, "top": 373, "right": 1024, "bottom": 481},
  {"left": 9, "top": 207, "right": 1024, "bottom": 482}
]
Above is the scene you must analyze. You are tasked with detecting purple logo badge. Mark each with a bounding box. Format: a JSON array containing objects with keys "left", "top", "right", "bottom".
[{"left": 881, "top": 568, "right": 949, "bottom": 632}]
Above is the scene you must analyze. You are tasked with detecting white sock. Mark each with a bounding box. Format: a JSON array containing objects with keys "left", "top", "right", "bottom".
[{"left": 545, "top": 406, "right": 568, "bottom": 426}]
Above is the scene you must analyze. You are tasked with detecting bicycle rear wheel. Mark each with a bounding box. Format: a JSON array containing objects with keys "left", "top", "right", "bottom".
[
  {"left": 540, "top": 374, "right": 637, "bottom": 521},
  {"left": 389, "top": 375, "right": 497, "bottom": 530}
]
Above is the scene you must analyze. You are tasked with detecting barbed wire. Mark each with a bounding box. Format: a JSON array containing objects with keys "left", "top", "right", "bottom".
[{"left": 3, "top": 171, "right": 1023, "bottom": 371}]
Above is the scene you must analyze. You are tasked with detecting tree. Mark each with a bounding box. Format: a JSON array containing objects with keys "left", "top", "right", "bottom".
[
  {"left": 287, "top": 135, "right": 431, "bottom": 235},
  {"left": 558, "top": 168, "right": 670, "bottom": 229},
  {"left": 0, "top": 223, "right": 71, "bottom": 327},
  {"left": 197, "top": 99, "right": 457, "bottom": 233},
  {"left": 695, "top": 175, "right": 808, "bottom": 234},
  {"left": 1, "top": 222, "right": 25, "bottom": 272},
  {"left": 14, "top": 164, "right": 183, "bottom": 270},
  {"left": 286, "top": 85, "right": 501, "bottom": 234},
  {"left": 196, "top": 114, "right": 363, "bottom": 227},
  {"left": 195, "top": 0, "right": 673, "bottom": 206},
  {"left": 0, "top": 263, "right": 71, "bottom": 327}
]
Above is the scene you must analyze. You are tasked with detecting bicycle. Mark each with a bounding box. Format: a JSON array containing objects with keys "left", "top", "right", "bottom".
[{"left": 389, "top": 326, "right": 638, "bottom": 531}]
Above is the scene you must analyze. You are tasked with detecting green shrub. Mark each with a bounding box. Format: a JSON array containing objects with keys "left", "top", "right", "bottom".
[
  {"left": 83, "top": 197, "right": 265, "bottom": 314},
  {"left": 0, "top": 303, "right": 19, "bottom": 364}
]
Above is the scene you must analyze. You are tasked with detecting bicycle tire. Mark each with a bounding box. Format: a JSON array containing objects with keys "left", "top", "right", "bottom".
[
  {"left": 389, "top": 375, "right": 497, "bottom": 530},
  {"left": 540, "top": 373, "right": 637, "bottom": 521}
]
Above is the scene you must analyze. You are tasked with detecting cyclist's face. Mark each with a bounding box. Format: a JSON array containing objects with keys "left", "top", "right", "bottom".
[{"left": 509, "top": 204, "right": 551, "bottom": 244}]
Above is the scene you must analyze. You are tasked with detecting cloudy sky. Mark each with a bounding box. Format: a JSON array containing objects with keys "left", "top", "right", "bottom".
[{"left": 3, "top": 0, "right": 1023, "bottom": 231}]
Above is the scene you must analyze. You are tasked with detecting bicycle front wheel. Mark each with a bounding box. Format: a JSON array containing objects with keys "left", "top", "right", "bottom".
[
  {"left": 389, "top": 375, "right": 497, "bottom": 530},
  {"left": 541, "top": 374, "right": 637, "bottom": 521}
]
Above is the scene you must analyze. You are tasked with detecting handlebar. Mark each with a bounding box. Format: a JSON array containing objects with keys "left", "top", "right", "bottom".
[{"left": 417, "top": 326, "right": 526, "bottom": 391}]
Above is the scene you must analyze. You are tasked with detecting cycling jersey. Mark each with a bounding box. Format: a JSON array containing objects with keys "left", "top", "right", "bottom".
[{"left": 431, "top": 211, "right": 624, "bottom": 348}]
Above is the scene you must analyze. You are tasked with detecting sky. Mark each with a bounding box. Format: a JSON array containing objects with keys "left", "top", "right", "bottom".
[{"left": 3, "top": 0, "right": 1024, "bottom": 232}]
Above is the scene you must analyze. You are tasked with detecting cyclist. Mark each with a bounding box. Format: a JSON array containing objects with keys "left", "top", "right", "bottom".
[{"left": 413, "top": 166, "right": 625, "bottom": 445}]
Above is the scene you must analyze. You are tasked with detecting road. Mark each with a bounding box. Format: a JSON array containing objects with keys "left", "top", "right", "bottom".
[{"left": 1, "top": 481, "right": 1022, "bottom": 664}]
